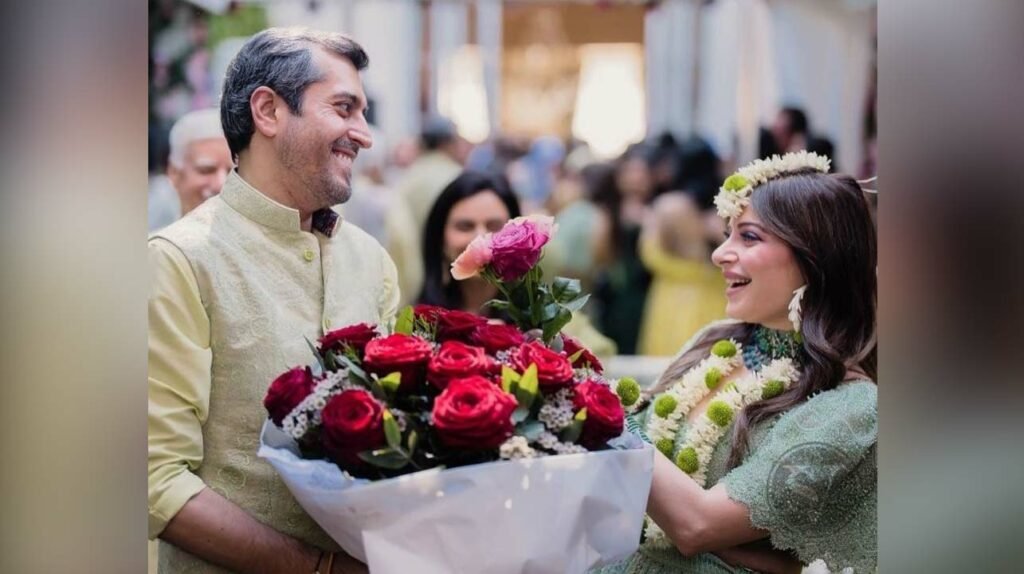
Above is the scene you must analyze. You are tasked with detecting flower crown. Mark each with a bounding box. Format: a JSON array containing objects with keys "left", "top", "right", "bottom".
[{"left": 714, "top": 150, "right": 831, "bottom": 219}]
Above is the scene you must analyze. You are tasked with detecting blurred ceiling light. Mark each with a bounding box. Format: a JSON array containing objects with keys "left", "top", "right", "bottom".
[
  {"left": 438, "top": 45, "right": 491, "bottom": 144},
  {"left": 571, "top": 43, "right": 646, "bottom": 159}
]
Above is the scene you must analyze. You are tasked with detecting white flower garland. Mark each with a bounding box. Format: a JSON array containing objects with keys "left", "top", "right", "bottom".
[
  {"left": 643, "top": 340, "right": 800, "bottom": 542},
  {"left": 715, "top": 151, "right": 832, "bottom": 219}
]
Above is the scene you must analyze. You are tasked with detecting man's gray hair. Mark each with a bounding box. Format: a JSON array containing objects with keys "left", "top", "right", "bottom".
[
  {"left": 220, "top": 27, "right": 369, "bottom": 159},
  {"left": 168, "top": 108, "right": 225, "bottom": 168}
]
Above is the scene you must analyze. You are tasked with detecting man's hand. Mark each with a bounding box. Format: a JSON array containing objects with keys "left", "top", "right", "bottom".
[{"left": 161, "top": 488, "right": 363, "bottom": 574}]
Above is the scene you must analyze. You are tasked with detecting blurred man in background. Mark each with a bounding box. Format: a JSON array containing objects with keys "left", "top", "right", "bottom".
[
  {"left": 166, "top": 108, "right": 233, "bottom": 218},
  {"left": 397, "top": 115, "right": 465, "bottom": 237}
]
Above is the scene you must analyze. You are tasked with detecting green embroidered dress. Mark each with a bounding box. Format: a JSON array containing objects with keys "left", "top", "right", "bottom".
[{"left": 596, "top": 327, "right": 877, "bottom": 573}]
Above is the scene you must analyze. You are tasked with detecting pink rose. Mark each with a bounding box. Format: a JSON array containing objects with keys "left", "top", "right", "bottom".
[
  {"left": 451, "top": 234, "right": 493, "bottom": 280},
  {"left": 488, "top": 215, "right": 556, "bottom": 281}
]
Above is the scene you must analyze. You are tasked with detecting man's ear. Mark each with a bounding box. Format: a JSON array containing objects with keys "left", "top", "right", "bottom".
[{"left": 250, "top": 86, "right": 282, "bottom": 138}]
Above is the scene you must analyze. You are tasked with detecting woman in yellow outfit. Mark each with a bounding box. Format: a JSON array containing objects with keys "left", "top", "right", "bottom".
[{"left": 638, "top": 192, "right": 727, "bottom": 356}]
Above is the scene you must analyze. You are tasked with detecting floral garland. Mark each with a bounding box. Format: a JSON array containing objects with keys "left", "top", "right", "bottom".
[
  {"left": 643, "top": 340, "right": 800, "bottom": 542},
  {"left": 714, "top": 151, "right": 831, "bottom": 220}
]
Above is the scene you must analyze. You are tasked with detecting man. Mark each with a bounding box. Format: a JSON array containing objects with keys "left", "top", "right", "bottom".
[
  {"left": 166, "top": 107, "right": 234, "bottom": 217},
  {"left": 148, "top": 28, "right": 398, "bottom": 573},
  {"left": 396, "top": 114, "right": 465, "bottom": 238}
]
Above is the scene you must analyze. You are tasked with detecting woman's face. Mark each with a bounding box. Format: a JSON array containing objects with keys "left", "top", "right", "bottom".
[
  {"left": 443, "top": 190, "right": 511, "bottom": 262},
  {"left": 711, "top": 206, "right": 805, "bottom": 330}
]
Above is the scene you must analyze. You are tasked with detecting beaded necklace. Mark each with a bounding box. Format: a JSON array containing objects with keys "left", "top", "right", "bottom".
[{"left": 743, "top": 325, "right": 804, "bottom": 371}]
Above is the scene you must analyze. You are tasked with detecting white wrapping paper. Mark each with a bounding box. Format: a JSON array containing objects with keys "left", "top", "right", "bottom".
[{"left": 258, "top": 421, "right": 654, "bottom": 574}]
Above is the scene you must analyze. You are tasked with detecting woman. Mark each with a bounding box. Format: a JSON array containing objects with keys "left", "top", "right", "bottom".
[
  {"left": 419, "top": 170, "right": 618, "bottom": 358},
  {"left": 418, "top": 170, "right": 521, "bottom": 314},
  {"left": 600, "top": 151, "right": 877, "bottom": 573},
  {"left": 591, "top": 145, "right": 656, "bottom": 354},
  {"left": 636, "top": 192, "right": 727, "bottom": 357}
]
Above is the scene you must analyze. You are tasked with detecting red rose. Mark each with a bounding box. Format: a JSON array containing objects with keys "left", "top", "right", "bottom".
[
  {"left": 572, "top": 380, "right": 625, "bottom": 448},
  {"left": 431, "top": 376, "right": 518, "bottom": 449},
  {"left": 321, "top": 389, "right": 386, "bottom": 469},
  {"left": 415, "top": 305, "right": 487, "bottom": 342},
  {"left": 488, "top": 216, "right": 554, "bottom": 281},
  {"left": 318, "top": 322, "right": 378, "bottom": 356},
  {"left": 413, "top": 304, "right": 445, "bottom": 323},
  {"left": 510, "top": 341, "right": 575, "bottom": 391},
  {"left": 561, "top": 333, "right": 603, "bottom": 373},
  {"left": 427, "top": 341, "right": 497, "bottom": 390},
  {"left": 362, "top": 334, "right": 433, "bottom": 394},
  {"left": 471, "top": 323, "right": 526, "bottom": 354},
  {"left": 264, "top": 366, "right": 316, "bottom": 425}
]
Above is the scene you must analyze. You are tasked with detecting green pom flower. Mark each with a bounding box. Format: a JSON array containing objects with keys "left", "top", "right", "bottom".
[
  {"left": 704, "top": 368, "right": 723, "bottom": 389},
  {"left": 655, "top": 438, "right": 675, "bottom": 458},
  {"left": 723, "top": 174, "right": 749, "bottom": 192},
  {"left": 706, "top": 400, "right": 734, "bottom": 427},
  {"left": 675, "top": 447, "right": 699, "bottom": 474},
  {"left": 616, "top": 377, "right": 641, "bottom": 407},
  {"left": 710, "top": 339, "right": 738, "bottom": 358},
  {"left": 654, "top": 395, "right": 678, "bottom": 418},
  {"left": 761, "top": 379, "right": 785, "bottom": 400}
]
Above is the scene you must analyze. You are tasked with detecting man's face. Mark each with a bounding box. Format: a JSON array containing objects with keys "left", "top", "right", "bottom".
[
  {"left": 168, "top": 137, "right": 233, "bottom": 215},
  {"left": 277, "top": 48, "right": 373, "bottom": 210}
]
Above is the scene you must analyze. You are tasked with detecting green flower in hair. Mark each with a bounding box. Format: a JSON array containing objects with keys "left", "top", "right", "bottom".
[
  {"left": 616, "top": 377, "right": 641, "bottom": 407},
  {"left": 656, "top": 438, "right": 675, "bottom": 458},
  {"left": 705, "top": 368, "right": 723, "bottom": 389},
  {"left": 711, "top": 339, "right": 738, "bottom": 358},
  {"left": 723, "top": 174, "right": 750, "bottom": 192},
  {"left": 654, "top": 395, "right": 678, "bottom": 418},
  {"left": 761, "top": 379, "right": 785, "bottom": 400},
  {"left": 706, "top": 400, "right": 734, "bottom": 427},
  {"left": 675, "top": 446, "right": 699, "bottom": 474}
]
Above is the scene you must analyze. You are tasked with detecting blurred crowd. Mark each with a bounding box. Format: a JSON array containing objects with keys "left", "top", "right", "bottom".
[{"left": 150, "top": 105, "right": 875, "bottom": 358}]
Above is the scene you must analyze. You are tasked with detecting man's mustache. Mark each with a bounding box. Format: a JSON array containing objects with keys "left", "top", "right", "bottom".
[{"left": 332, "top": 139, "right": 359, "bottom": 158}]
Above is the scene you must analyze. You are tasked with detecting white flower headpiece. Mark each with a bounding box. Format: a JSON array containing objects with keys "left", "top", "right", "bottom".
[{"left": 714, "top": 151, "right": 832, "bottom": 219}]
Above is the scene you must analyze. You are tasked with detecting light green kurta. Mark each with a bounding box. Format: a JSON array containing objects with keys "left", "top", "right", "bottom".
[
  {"left": 596, "top": 333, "right": 877, "bottom": 573},
  {"left": 148, "top": 171, "right": 400, "bottom": 572}
]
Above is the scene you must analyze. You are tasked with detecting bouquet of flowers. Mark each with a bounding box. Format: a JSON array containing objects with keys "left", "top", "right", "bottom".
[{"left": 258, "top": 215, "right": 653, "bottom": 574}]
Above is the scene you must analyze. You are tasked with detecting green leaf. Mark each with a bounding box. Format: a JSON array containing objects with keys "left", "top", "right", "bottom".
[
  {"left": 512, "top": 404, "right": 531, "bottom": 424},
  {"left": 482, "top": 299, "right": 512, "bottom": 311},
  {"left": 563, "top": 293, "right": 591, "bottom": 313},
  {"left": 323, "top": 349, "right": 339, "bottom": 371},
  {"left": 336, "top": 354, "right": 370, "bottom": 386},
  {"left": 368, "top": 377, "right": 388, "bottom": 401},
  {"left": 516, "top": 420, "right": 546, "bottom": 441},
  {"left": 559, "top": 408, "right": 587, "bottom": 443},
  {"left": 383, "top": 410, "right": 402, "bottom": 450},
  {"left": 501, "top": 365, "right": 521, "bottom": 394},
  {"left": 542, "top": 308, "right": 573, "bottom": 342},
  {"left": 541, "top": 303, "right": 559, "bottom": 322},
  {"left": 304, "top": 337, "right": 325, "bottom": 376},
  {"left": 394, "top": 305, "right": 415, "bottom": 335},
  {"left": 379, "top": 371, "right": 402, "bottom": 396},
  {"left": 357, "top": 448, "right": 409, "bottom": 470},
  {"left": 407, "top": 430, "right": 419, "bottom": 454},
  {"left": 551, "top": 277, "right": 582, "bottom": 303},
  {"left": 517, "top": 364, "right": 539, "bottom": 401}
]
